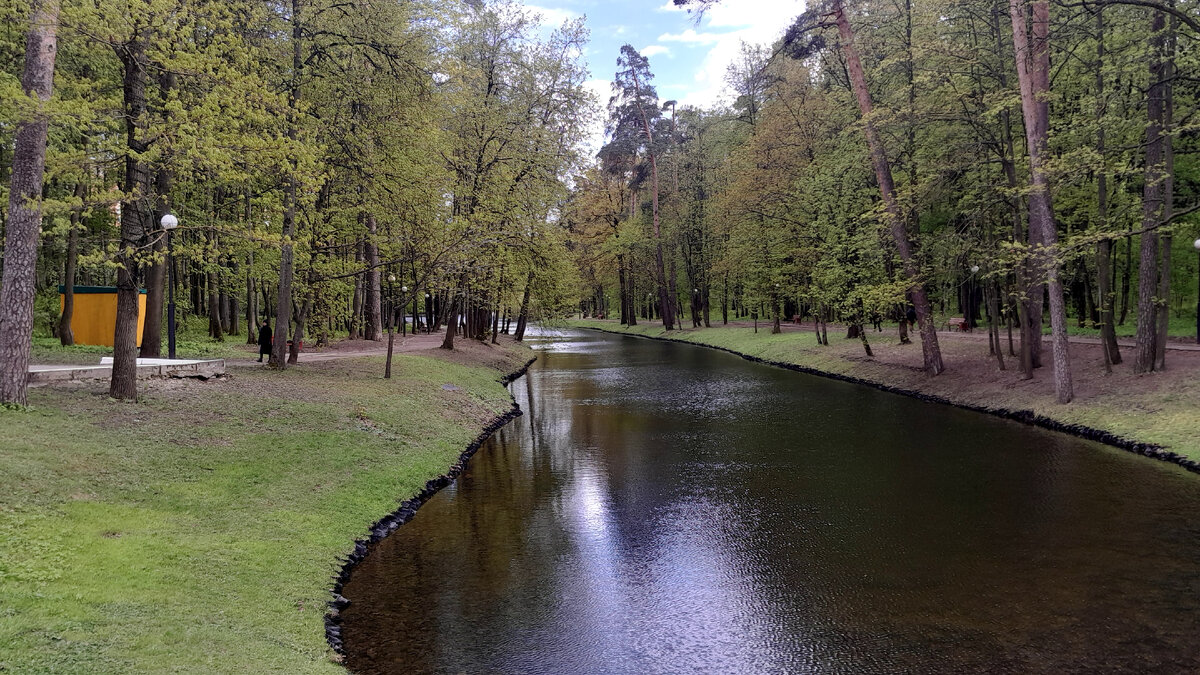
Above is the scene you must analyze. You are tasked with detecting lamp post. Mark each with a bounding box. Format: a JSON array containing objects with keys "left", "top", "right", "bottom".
[
  {"left": 160, "top": 213, "right": 179, "bottom": 359},
  {"left": 1194, "top": 238, "right": 1200, "bottom": 344},
  {"left": 400, "top": 285, "right": 408, "bottom": 336},
  {"left": 385, "top": 274, "right": 398, "bottom": 379},
  {"left": 969, "top": 265, "right": 980, "bottom": 331}
]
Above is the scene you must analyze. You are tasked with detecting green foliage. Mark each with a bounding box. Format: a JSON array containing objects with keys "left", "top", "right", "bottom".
[{"left": 568, "top": 0, "right": 1200, "bottom": 361}]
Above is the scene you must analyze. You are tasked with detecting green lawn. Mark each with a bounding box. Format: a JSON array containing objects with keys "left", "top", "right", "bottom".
[{"left": 0, "top": 342, "right": 529, "bottom": 673}]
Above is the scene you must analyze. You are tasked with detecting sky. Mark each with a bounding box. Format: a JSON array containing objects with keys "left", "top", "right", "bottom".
[{"left": 520, "top": 0, "right": 807, "bottom": 151}]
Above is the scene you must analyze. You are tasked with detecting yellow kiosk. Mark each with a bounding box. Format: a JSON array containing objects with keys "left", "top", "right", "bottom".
[{"left": 58, "top": 286, "right": 147, "bottom": 347}]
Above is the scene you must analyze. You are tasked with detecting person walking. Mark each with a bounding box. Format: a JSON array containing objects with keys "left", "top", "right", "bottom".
[{"left": 257, "top": 320, "right": 272, "bottom": 362}]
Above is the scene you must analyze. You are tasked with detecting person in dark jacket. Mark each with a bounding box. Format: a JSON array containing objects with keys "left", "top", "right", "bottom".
[{"left": 257, "top": 320, "right": 272, "bottom": 362}]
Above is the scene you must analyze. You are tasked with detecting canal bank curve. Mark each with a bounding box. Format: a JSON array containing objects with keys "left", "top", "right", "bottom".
[{"left": 324, "top": 355, "right": 537, "bottom": 660}]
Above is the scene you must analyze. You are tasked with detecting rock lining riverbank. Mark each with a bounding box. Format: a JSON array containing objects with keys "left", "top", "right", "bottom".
[{"left": 324, "top": 355, "right": 538, "bottom": 660}]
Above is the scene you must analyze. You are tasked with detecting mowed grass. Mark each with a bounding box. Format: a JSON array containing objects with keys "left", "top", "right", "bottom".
[
  {"left": 30, "top": 321, "right": 261, "bottom": 365},
  {"left": 570, "top": 319, "right": 1200, "bottom": 462},
  {"left": 0, "top": 343, "right": 528, "bottom": 673}
]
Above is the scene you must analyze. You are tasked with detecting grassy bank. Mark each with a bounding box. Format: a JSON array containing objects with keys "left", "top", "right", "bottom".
[
  {"left": 569, "top": 319, "right": 1200, "bottom": 463},
  {"left": 0, "top": 339, "right": 530, "bottom": 673}
]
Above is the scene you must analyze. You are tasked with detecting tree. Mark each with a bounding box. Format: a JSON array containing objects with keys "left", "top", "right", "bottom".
[
  {"left": 605, "top": 45, "right": 674, "bottom": 330},
  {"left": 0, "top": 0, "right": 60, "bottom": 406},
  {"left": 788, "top": 0, "right": 946, "bottom": 374},
  {"left": 1009, "top": 0, "right": 1074, "bottom": 402}
]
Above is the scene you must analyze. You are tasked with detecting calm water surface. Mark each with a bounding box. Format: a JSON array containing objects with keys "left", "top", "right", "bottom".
[{"left": 341, "top": 329, "right": 1200, "bottom": 674}]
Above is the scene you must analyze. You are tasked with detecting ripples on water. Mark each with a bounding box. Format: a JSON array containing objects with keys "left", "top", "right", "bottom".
[{"left": 341, "top": 328, "right": 1200, "bottom": 674}]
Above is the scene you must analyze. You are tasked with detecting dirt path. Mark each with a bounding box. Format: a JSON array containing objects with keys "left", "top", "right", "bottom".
[{"left": 227, "top": 332, "right": 448, "bottom": 368}]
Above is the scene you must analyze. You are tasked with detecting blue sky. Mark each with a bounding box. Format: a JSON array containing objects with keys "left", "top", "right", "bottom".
[{"left": 520, "top": 0, "right": 806, "bottom": 147}]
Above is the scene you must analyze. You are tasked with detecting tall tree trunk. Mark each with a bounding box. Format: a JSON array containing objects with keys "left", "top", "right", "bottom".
[
  {"left": 140, "top": 69, "right": 175, "bottom": 358},
  {"left": 288, "top": 293, "right": 312, "bottom": 365},
  {"left": 207, "top": 269, "right": 223, "bottom": 341},
  {"left": 245, "top": 252, "right": 257, "bottom": 345},
  {"left": 59, "top": 181, "right": 85, "bottom": 346},
  {"left": 1010, "top": 0, "right": 1073, "bottom": 402},
  {"left": 993, "top": 0, "right": 1039, "bottom": 372},
  {"left": 271, "top": 0, "right": 303, "bottom": 369},
  {"left": 1094, "top": 6, "right": 1121, "bottom": 367},
  {"left": 857, "top": 324, "right": 873, "bottom": 357},
  {"left": 364, "top": 213, "right": 382, "bottom": 341},
  {"left": 628, "top": 69, "right": 673, "bottom": 330},
  {"left": 1119, "top": 235, "right": 1132, "bottom": 325},
  {"left": 1154, "top": 12, "right": 1176, "bottom": 370},
  {"left": 515, "top": 270, "right": 534, "bottom": 341},
  {"left": 111, "top": 32, "right": 152, "bottom": 400},
  {"left": 1134, "top": 10, "right": 1168, "bottom": 373},
  {"left": 440, "top": 288, "right": 459, "bottom": 350},
  {"left": 722, "top": 273, "right": 729, "bottom": 324},
  {"left": 491, "top": 286, "right": 501, "bottom": 344},
  {"left": 384, "top": 319, "right": 395, "bottom": 378},
  {"left": 617, "top": 251, "right": 629, "bottom": 324},
  {"left": 228, "top": 258, "right": 239, "bottom": 337},
  {"left": 669, "top": 247, "right": 682, "bottom": 328},
  {"left": 349, "top": 239, "right": 363, "bottom": 338},
  {"left": 626, "top": 257, "right": 637, "bottom": 326},
  {"left": 0, "top": 0, "right": 59, "bottom": 406},
  {"left": 833, "top": 0, "right": 943, "bottom": 375},
  {"left": 988, "top": 277, "right": 1006, "bottom": 370}
]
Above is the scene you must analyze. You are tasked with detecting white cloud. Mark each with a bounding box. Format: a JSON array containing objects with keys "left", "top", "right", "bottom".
[
  {"left": 523, "top": 4, "right": 578, "bottom": 27},
  {"left": 641, "top": 44, "right": 671, "bottom": 58},
  {"left": 671, "top": 0, "right": 806, "bottom": 109},
  {"left": 658, "top": 28, "right": 722, "bottom": 45},
  {"left": 581, "top": 78, "right": 613, "bottom": 157}
]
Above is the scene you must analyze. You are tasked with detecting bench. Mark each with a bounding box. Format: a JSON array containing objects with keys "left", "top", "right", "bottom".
[{"left": 948, "top": 317, "right": 969, "bottom": 332}]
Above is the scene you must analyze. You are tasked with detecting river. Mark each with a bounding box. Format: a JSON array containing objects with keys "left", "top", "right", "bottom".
[{"left": 340, "top": 328, "right": 1200, "bottom": 674}]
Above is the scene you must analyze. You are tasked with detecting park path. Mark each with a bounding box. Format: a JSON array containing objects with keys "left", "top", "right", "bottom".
[{"left": 225, "top": 331, "right": 448, "bottom": 368}]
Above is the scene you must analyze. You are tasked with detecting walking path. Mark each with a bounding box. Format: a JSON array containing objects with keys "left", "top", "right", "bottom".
[{"left": 225, "top": 332, "right": 448, "bottom": 368}]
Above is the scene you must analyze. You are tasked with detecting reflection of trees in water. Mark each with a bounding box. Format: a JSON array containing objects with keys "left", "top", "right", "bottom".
[{"left": 344, "top": 333, "right": 1200, "bottom": 673}]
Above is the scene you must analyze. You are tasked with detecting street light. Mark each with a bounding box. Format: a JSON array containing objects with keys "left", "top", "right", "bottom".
[
  {"left": 160, "top": 213, "right": 179, "bottom": 359},
  {"left": 1193, "top": 238, "right": 1200, "bottom": 344},
  {"left": 969, "top": 265, "right": 980, "bottom": 330},
  {"left": 400, "top": 285, "right": 408, "bottom": 336}
]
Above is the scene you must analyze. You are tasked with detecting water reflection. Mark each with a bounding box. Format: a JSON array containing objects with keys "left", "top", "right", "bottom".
[{"left": 341, "top": 329, "right": 1200, "bottom": 674}]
